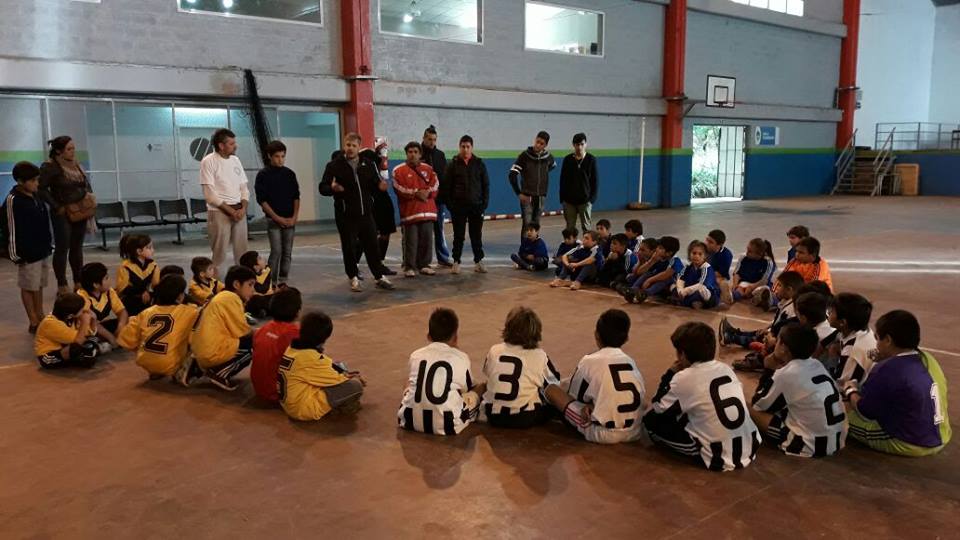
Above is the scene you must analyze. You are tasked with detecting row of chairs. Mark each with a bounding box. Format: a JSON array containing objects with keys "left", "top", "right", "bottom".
[{"left": 94, "top": 198, "right": 210, "bottom": 250}]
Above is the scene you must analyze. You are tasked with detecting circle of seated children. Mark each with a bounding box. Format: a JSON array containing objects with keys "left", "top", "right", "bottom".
[{"left": 30, "top": 223, "right": 951, "bottom": 467}]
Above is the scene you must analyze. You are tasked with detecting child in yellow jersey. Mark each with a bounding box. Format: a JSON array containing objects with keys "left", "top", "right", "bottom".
[
  {"left": 78, "top": 262, "right": 128, "bottom": 348},
  {"left": 189, "top": 265, "right": 256, "bottom": 391},
  {"left": 188, "top": 256, "right": 224, "bottom": 305},
  {"left": 116, "top": 234, "right": 160, "bottom": 316},
  {"left": 239, "top": 250, "right": 274, "bottom": 319},
  {"left": 279, "top": 311, "right": 365, "bottom": 421},
  {"left": 119, "top": 275, "right": 200, "bottom": 382},
  {"left": 34, "top": 293, "right": 103, "bottom": 369}
]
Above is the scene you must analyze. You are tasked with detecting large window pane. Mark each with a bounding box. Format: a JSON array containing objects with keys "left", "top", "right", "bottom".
[
  {"left": 48, "top": 100, "right": 117, "bottom": 175},
  {"left": 278, "top": 110, "right": 339, "bottom": 221},
  {"left": 525, "top": 2, "right": 603, "bottom": 57},
  {"left": 0, "top": 97, "right": 44, "bottom": 196},
  {"left": 380, "top": 0, "right": 482, "bottom": 44},
  {"left": 116, "top": 104, "right": 177, "bottom": 200},
  {"left": 178, "top": 0, "right": 322, "bottom": 25},
  {"left": 229, "top": 107, "right": 279, "bottom": 171}
]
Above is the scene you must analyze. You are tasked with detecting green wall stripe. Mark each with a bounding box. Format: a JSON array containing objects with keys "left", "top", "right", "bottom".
[{"left": 744, "top": 147, "right": 837, "bottom": 155}]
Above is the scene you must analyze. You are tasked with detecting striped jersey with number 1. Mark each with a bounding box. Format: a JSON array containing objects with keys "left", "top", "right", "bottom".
[
  {"left": 398, "top": 342, "right": 478, "bottom": 435},
  {"left": 482, "top": 343, "right": 561, "bottom": 415}
]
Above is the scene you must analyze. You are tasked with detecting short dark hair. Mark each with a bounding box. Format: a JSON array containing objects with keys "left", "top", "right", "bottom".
[
  {"left": 831, "top": 292, "right": 873, "bottom": 331},
  {"left": 596, "top": 219, "right": 611, "bottom": 230},
  {"left": 776, "top": 270, "right": 804, "bottom": 291},
  {"left": 47, "top": 136, "right": 72, "bottom": 159},
  {"left": 80, "top": 262, "right": 109, "bottom": 293},
  {"left": 191, "top": 256, "right": 214, "bottom": 278},
  {"left": 502, "top": 306, "right": 542, "bottom": 350},
  {"left": 270, "top": 287, "right": 302, "bottom": 322},
  {"left": 562, "top": 228, "right": 579, "bottom": 240},
  {"left": 459, "top": 135, "right": 474, "bottom": 145},
  {"left": 404, "top": 141, "right": 422, "bottom": 153},
  {"left": 670, "top": 322, "right": 716, "bottom": 363},
  {"left": 795, "top": 292, "right": 828, "bottom": 325},
  {"left": 798, "top": 236, "right": 821, "bottom": 257},
  {"left": 524, "top": 223, "right": 540, "bottom": 233},
  {"left": 224, "top": 265, "right": 257, "bottom": 292},
  {"left": 787, "top": 225, "right": 810, "bottom": 239},
  {"left": 659, "top": 236, "right": 680, "bottom": 255},
  {"left": 211, "top": 128, "right": 236, "bottom": 151},
  {"left": 266, "top": 140, "right": 287, "bottom": 156},
  {"left": 875, "top": 310, "right": 921, "bottom": 350},
  {"left": 596, "top": 309, "right": 630, "bottom": 348},
  {"left": 53, "top": 293, "right": 86, "bottom": 321},
  {"left": 778, "top": 323, "right": 819, "bottom": 359},
  {"left": 160, "top": 265, "right": 185, "bottom": 279},
  {"left": 707, "top": 229, "right": 726, "bottom": 245},
  {"left": 583, "top": 231, "right": 598, "bottom": 243},
  {"left": 624, "top": 220, "right": 643, "bottom": 235},
  {"left": 12, "top": 161, "right": 40, "bottom": 182},
  {"left": 687, "top": 240, "right": 708, "bottom": 257},
  {"left": 610, "top": 233, "right": 629, "bottom": 247},
  {"left": 238, "top": 251, "right": 260, "bottom": 270},
  {"left": 154, "top": 275, "right": 187, "bottom": 306},
  {"left": 299, "top": 311, "right": 334, "bottom": 349},
  {"left": 796, "top": 280, "right": 832, "bottom": 300},
  {"left": 640, "top": 237, "right": 659, "bottom": 251},
  {"left": 424, "top": 125, "right": 438, "bottom": 136},
  {"left": 536, "top": 130, "right": 550, "bottom": 144},
  {"left": 428, "top": 308, "right": 459, "bottom": 342},
  {"left": 572, "top": 132, "right": 587, "bottom": 145}
]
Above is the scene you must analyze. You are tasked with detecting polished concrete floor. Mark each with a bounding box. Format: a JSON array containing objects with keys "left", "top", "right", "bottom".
[{"left": 1, "top": 196, "right": 958, "bottom": 539}]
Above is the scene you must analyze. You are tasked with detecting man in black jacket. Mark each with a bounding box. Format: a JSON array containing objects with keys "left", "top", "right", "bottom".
[
  {"left": 319, "top": 133, "right": 395, "bottom": 292},
  {"left": 442, "top": 135, "right": 489, "bottom": 274},
  {"left": 509, "top": 130, "right": 555, "bottom": 238},
  {"left": 421, "top": 125, "right": 453, "bottom": 267},
  {"left": 559, "top": 132, "right": 599, "bottom": 234}
]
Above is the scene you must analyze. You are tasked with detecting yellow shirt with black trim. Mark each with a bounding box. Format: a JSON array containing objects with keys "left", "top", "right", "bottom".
[
  {"left": 278, "top": 347, "right": 350, "bottom": 421},
  {"left": 190, "top": 290, "right": 250, "bottom": 368},
  {"left": 77, "top": 288, "right": 126, "bottom": 322},
  {"left": 188, "top": 277, "right": 224, "bottom": 305},
  {"left": 34, "top": 315, "right": 79, "bottom": 356},
  {"left": 119, "top": 303, "right": 200, "bottom": 376},
  {"left": 116, "top": 259, "right": 160, "bottom": 296},
  {"left": 254, "top": 267, "right": 273, "bottom": 295}
]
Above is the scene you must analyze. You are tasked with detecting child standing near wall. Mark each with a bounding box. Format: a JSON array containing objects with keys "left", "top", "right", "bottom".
[{"left": 5, "top": 162, "right": 53, "bottom": 334}]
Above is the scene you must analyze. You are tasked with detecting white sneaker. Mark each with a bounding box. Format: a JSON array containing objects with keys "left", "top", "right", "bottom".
[
  {"left": 404, "top": 269, "right": 417, "bottom": 278},
  {"left": 474, "top": 262, "right": 487, "bottom": 273},
  {"left": 451, "top": 263, "right": 461, "bottom": 274},
  {"left": 350, "top": 277, "right": 362, "bottom": 292},
  {"left": 376, "top": 278, "right": 395, "bottom": 290},
  {"left": 420, "top": 267, "right": 436, "bottom": 276}
]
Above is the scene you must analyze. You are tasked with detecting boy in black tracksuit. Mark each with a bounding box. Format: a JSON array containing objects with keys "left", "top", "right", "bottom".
[
  {"left": 509, "top": 131, "right": 556, "bottom": 239},
  {"left": 421, "top": 125, "right": 453, "bottom": 267},
  {"left": 442, "top": 135, "right": 489, "bottom": 273},
  {"left": 559, "top": 132, "right": 599, "bottom": 234},
  {"left": 319, "top": 133, "right": 395, "bottom": 292}
]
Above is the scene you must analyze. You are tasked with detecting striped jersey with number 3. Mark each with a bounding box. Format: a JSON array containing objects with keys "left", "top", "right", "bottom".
[{"left": 482, "top": 343, "right": 561, "bottom": 415}]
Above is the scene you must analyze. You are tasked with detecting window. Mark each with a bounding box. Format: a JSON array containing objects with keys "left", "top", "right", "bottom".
[
  {"left": 730, "top": 0, "right": 803, "bottom": 17},
  {"left": 177, "top": 0, "right": 323, "bottom": 26},
  {"left": 525, "top": 2, "right": 603, "bottom": 57},
  {"left": 379, "top": 0, "right": 482, "bottom": 44}
]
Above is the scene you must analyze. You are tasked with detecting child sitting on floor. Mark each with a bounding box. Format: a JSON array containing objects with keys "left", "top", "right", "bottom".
[
  {"left": 511, "top": 224, "right": 549, "bottom": 271},
  {"left": 159, "top": 265, "right": 184, "bottom": 279},
  {"left": 596, "top": 219, "right": 613, "bottom": 258},
  {"left": 239, "top": 250, "right": 275, "bottom": 319},
  {"left": 251, "top": 287, "right": 302, "bottom": 403},
  {"left": 279, "top": 311, "right": 366, "bottom": 421},
  {"left": 672, "top": 240, "right": 720, "bottom": 309},
  {"left": 34, "top": 293, "right": 102, "bottom": 369},
  {"left": 794, "top": 291, "right": 837, "bottom": 357},
  {"left": 596, "top": 233, "right": 639, "bottom": 289},
  {"left": 782, "top": 236, "right": 832, "bottom": 292},
  {"left": 116, "top": 234, "right": 160, "bottom": 317},
  {"left": 621, "top": 236, "right": 682, "bottom": 304},
  {"left": 552, "top": 228, "right": 580, "bottom": 276},
  {"left": 77, "top": 262, "right": 128, "bottom": 349},
  {"left": 188, "top": 256, "right": 223, "bottom": 306},
  {"left": 786, "top": 225, "right": 810, "bottom": 263},
  {"left": 730, "top": 238, "right": 777, "bottom": 308},
  {"left": 624, "top": 219, "right": 644, "bottom": 252},
  {"left": 826, "top": 292, "right": 878, "bottom": 388},
  {"left": 483, "top": 306, "right": 561, "bottom": 428},
  {"left": 721, "top": 270, "right": 804, "bottom": 372},
  {"left": 550, "top": 230, "right": 604, "bottom": 291},
  {"left": 398, "top": 308, "right": 486, "bottom": 435},
  {"left": 705, "top": 229, "right": 733, "bottom": 303}
]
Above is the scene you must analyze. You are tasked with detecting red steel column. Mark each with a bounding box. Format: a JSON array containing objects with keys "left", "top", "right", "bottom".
[
  {"left": 661, "top": 0, "right": 687, "bottom": 150},
  {"left": 341, "top": 0, "right": 375, "bottom": 144},
  {"left": 836, "top": 0, "right": 861, "bottom": 147}
]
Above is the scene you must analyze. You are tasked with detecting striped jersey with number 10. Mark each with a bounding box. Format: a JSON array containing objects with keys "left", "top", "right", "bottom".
[
  {"left": 398, "top": 342, "right": 478, "bottom": 435},
  {"left": 482, "top": 343, "right": 561, "bottom": 415},
  {"left": 567, "top": 347, "right": 645, "bottom": 429}
]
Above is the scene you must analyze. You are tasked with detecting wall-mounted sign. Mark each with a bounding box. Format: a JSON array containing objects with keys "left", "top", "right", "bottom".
[{"left": 754, "top": 126, "right": 779, "bottom": 146}]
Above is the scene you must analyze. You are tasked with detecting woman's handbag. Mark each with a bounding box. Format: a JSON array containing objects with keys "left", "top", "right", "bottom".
[{"left": 63, "top": 192, "right": 97, "bottom": 223}]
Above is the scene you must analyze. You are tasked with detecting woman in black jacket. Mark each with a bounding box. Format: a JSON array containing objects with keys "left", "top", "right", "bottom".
[
  {"left": 442, "top": 135, "right": 489, "bottom": 274},
  {"left": 39, "top": 136, "right": 93, "bottom": 294}
]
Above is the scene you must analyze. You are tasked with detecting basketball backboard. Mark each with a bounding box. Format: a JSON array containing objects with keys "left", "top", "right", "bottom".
[{"left": 706, "top": 75, "right": 736, "bottom": 108}]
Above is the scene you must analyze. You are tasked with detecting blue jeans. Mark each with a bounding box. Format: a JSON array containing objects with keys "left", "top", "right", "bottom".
[
  {"left": 266, "top": 221, "right": 295, "bottom": 285},
  {"left": 434, "top": 203, "right": 452, "bottom": 264}
]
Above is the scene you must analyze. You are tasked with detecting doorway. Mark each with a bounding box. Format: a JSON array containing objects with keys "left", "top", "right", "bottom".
[{"left": 691, "top": 125, "right": 746, "bottom": 201}]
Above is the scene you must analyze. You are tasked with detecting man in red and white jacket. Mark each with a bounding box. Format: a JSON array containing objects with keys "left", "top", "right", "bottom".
[{"left": 392, "top": 141, "right": 439, "bottom": 277}]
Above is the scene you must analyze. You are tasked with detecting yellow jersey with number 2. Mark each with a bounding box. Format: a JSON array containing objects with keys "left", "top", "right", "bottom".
[{"left": 119, "top": 304, "right": 199, "bottom": 376}]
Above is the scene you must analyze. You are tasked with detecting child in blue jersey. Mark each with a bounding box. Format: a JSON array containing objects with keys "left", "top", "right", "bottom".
[
  {"left": 552, "top": 228, "right": 580, "bottom": 276},
  {"left": 596, "top": 233, "right": 639, "bottom": 288},
  {"left": 595, "top": 219, "right": 613, "bottom": 258},
  {"left": 786, "top": 225, "right": 809, "bottom": 263},
  {"left": 551, "top": 231, "right": 604, "bottom": 291},
  {"left": 672, "top": 241, "right": 720, "bottom": 309},
  {"left": 511, "top": 224, "right": 550, "bottom": 271},
  {"left": 621, "top": 235, "right": 682, "bottom": 304},
  {"left": 731, "top": 238, "right": 777, "bottom": 307},
  {"left": 624, "top": 220, "right": 643, "bottom": 252},
  {"left": 705, "top": 229, "right": 733, "bottom": 303}
]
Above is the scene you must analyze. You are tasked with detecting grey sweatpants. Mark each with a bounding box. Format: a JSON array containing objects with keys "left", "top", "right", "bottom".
[{"left": 402, "top": 221, "right": 434, "bottom": 271}]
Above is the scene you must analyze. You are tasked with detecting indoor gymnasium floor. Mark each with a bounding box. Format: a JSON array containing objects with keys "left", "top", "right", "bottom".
[{"left": 1, "top": 196, "right": 958, "bottom": 539}]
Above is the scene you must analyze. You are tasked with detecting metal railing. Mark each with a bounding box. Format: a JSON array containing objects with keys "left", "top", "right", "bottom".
[
  {"left": 875, "top": 122, "right": 960, "bottom": 151},
  {"left": 871, "top": 128, "right": 895, "bottom": 196},
  {"left": 832, "top": 128, "right": 856, "bottom": 195}
]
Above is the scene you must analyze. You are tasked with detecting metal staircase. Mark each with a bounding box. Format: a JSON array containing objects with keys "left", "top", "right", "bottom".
[{"left": 832, "top": 128, "right": 896, "bottom": 196}]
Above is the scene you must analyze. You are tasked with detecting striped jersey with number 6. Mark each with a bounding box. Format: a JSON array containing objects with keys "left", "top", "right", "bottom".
[{"left": 398, "top": 342, "right": 478, "bottom": 435}]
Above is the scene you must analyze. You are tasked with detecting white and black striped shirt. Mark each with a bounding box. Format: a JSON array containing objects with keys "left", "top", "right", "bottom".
[
  {"left": 483, "top": 343, "right": 560, "bottom": 415},
  {"left": 398, "top": 342, "right": 478, "bottom": 435},
  {"left": 566, "top": 348, "right": 645, "bottom": 430}
]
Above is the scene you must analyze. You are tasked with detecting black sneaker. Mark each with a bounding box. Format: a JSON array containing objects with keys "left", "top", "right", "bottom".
[
  {"left": 205, "top": 369, "right": 239, "bottom": 391},
  {"left": 733, "top": 352, "right": 766, "bottom": 372},
  {"left": 379, "top": 266, "right": 398, "bottom": 276},
  {"left": 437, "top": 260, "right": 454, "bottom": 268},
  {"left": 719, "top": 317, "right": 734, "bottom": 346}
]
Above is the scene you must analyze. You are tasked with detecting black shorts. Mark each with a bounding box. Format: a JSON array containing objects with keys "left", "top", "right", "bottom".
[{"left": 486, "top": 404, "right": 552, "bottom": 429}]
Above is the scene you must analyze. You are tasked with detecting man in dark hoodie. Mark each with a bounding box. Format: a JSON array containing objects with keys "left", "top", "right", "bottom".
[
  {"left": 421, "top": 125, "right": 453, "bottom": 267},
  {"left": 509, "top": 131, "right": 556, "bottom": 239},
  {"left": 559, "top": 132, "right": 599, "bottom": 234},
  {"left": 319, "top": 132, "right": 395, "bottom": 293},
  {"left": 442, "top": 135, "right": 490, "bottom": 275}
]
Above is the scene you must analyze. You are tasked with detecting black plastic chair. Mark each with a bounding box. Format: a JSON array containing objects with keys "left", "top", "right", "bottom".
[
  {"left": 159, "top": 199, "right": 192, "bottom": 245},
  {"left": 189, "top": 198, "right": 208, "bottom": 223},
  {"left": 127, "top": 200, "right": 162, "bottom": 227},
  {"left": 94, "top": 201, "right": 130, "bottom": 250}
]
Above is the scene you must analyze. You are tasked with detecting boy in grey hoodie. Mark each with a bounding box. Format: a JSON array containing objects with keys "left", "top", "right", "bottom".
[{"left": 509, "top": 131, "right": 556, "bottom": 238}]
